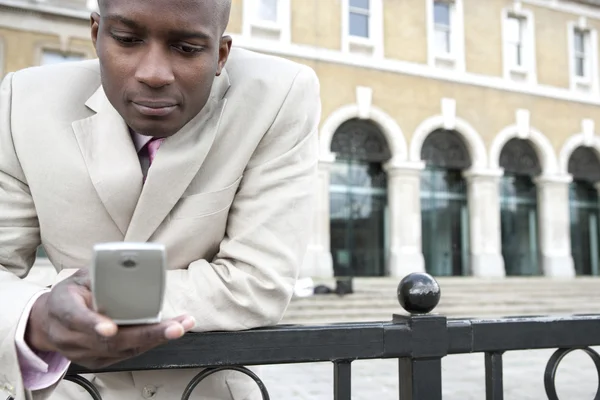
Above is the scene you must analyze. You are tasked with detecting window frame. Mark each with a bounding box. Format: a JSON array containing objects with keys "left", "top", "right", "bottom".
[
  {"left": 427, "top": 0, "right": 465, "bottom": 71},
  {"left": 242, "top": 0, "right": 291, "bottom": 43},
  {"left": 501, "top": 7, "right": 537, "bottom": 84},
  {"left": 341, "top": 0, "right": 384, "bottom": 58},
  {"left": 568, "top": 20, "right": 599, "bottom": 94}
]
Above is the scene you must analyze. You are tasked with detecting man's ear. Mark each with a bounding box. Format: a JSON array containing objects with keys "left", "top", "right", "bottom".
[
  {"left": 216, "top": 35, "right": 232, "bottom": 77},
  {"left": 90, "top": 12, "right": 100, "bottom": 50}
]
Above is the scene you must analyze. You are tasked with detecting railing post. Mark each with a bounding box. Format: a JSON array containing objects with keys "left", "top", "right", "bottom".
[{"left": 394, "top": 273, "right": 446, "bottom": 400}]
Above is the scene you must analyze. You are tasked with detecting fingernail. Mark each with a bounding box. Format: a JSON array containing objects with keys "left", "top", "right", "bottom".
[
  {"left": 165, "top": 324, "right": 184, "bottom": 340},
  {"left": 182, "top": 317, "right": 196, "bottom": 331},
  {"left": 95, "top": 322, "right": 117, "bottom": 337}
]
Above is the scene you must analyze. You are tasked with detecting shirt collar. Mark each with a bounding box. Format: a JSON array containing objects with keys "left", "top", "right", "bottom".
[{"left": 130, "top": 130, "right": 153, "bottom": 153}]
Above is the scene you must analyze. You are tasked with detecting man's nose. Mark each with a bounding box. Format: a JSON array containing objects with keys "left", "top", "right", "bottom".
[{"left": 135, "top": 44, "right": 175, "bottom": 88}]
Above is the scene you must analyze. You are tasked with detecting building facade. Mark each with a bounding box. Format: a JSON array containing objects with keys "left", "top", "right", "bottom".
[{"left": 5, "top": 0, "right": 600, "bottom": 279}]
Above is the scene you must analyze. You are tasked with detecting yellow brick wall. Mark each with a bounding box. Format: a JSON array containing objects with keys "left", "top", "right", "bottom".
[
  {"left": 291, "top": 0, "right": 341, "bottom": 50},
  {"left": 383, "top": 0, "right": 427, "bottom": 64},
  {"left": 0, "top": 28, "right": 58, "bottom": 73},
  {"left": 464, "top": 0, "right": 504, "bottom": 77},
  {"left": 228, "top": 0, "right": 243, "bottom": 34},
  {"left": 532, "top": 4, "right": 571, "bottom": 89}
]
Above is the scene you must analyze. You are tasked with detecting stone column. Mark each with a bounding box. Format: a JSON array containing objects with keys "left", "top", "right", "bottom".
[
  {"left": 534, "top": 175, "right": 575, "bottom": 277},
  {"left": 301, "top": 159, "right": 334, "bottom": 278},
  {"left": 462, "top": 169, "right": 506, "bottom": 277},
  {"left": 383, "top": 161, "right": 426, "bottom": 277}
]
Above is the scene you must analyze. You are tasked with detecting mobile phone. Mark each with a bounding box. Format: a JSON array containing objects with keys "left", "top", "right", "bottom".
[{"left": 91, "top": 242, "right": 166, "bottom": 325}]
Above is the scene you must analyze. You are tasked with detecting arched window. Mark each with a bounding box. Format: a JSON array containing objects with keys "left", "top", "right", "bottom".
[
  {"left": 568, "top": 146, "right": 600, "bottom": 276},
  {"left": 420, "top": 129, "right": 471, "bottom": 276},
  {"left": 329, "top": 119, "right": 391, "bottom": 277},
  {"left": 499, "top": 138, "right": 541, "bottom": 276}
]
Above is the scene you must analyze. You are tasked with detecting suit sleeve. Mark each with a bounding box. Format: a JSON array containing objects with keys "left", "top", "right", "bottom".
[
  {"left": 0, "top": 73, "right": 58, "bottom": 400},
  {"left": 161, "top": 66, "right": 321, "bottom": 331}
]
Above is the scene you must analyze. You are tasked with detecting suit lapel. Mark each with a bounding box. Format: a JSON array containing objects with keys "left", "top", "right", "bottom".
[
  {"left": 124, "top": 71, "right": 231, "bottom": 242},
  {"left": 72, "top": 87, "right": 143, "bottom": 236}
]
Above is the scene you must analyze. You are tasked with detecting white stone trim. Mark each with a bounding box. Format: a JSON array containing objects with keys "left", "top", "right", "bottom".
[
  {"left": 501, "top": 5, "right": 538, "bottom": 84},
  {"left": 426, "top": 0, "right": 466, "bottom": 72},
  {"left": 490, "top": 116, "right": 559, "bottom": 176},
  {"left": 229, "top": 34, "right": 600, "bottom": 107},
  {"left": 523, "top": 0, "right": 600, "bottom": 20},
  {"left": 409, "top": 110, "right": 488, "bottom": 169},
  {"left": 320, "top": 103, "right": 407, "bottom": 165},
  {"left": 559, "top": 119, "right": 600, "bottom": 174},
  {"left": 567, "top": 20, "right": 599, "bottom": 94},
  {"left": 242, "top": 0, "right": 291, "bottom": 43},
  {"left": 341, "top": 0, "right": 384, "bottom": 57}
]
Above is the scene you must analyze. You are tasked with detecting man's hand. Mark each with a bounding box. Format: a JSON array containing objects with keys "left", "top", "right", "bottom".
[{"left": 24, "top": 269, "right": 195, "bottom": 370}]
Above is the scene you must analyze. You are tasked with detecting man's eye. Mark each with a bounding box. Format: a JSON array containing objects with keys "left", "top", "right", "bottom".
[
  {"left": 110, "top": 34, "right": 140, "bottom": 45},
  {"left": 174, "top": 44, "right": 204, "bottom": 54}
]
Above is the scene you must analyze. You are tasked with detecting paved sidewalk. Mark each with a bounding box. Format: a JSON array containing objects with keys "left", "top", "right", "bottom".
[{"left": 259, "top": 347, "right": 600, "bottom": 399}]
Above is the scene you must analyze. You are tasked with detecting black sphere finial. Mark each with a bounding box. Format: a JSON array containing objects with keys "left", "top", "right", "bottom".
[{"left": 397, "top": 272, "right": 441, "bottom": 314}]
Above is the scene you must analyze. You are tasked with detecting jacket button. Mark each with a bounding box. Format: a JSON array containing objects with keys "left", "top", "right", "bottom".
[{"left": 142, "top": 385, "right": 157, "bottom": 398}]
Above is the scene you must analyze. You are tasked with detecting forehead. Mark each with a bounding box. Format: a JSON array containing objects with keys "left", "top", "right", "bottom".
[{"left": 101, "top": 0, "right": 222, "bottom": 35}]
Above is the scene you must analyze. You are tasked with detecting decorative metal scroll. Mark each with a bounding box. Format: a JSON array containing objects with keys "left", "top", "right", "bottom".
[
  {"left": 331, "top": 119, "right": 391, "bottom": 163},
  {"left": 499, "top": 138, "right": 542, "bottom": 176},
  {"left": 182, "top": 366, "right": 270, "bottom": 400},
  {"left": 568, "top": 146, "right": 600, "bottom": 183},
  {"left": 421, "top": 129, "right": 472, "bottom": 170},
  {"left": 544, "top": 347, "right": 600, "bottom": 400}
]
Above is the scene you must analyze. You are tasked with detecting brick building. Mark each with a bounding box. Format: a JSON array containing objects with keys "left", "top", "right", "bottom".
[{"left": 4, "top": 0, "right": 600, "bottom": 279}]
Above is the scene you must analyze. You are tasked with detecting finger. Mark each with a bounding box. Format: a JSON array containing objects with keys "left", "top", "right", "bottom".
[
  {"left": 51, "top": 286, "right": 117, "bottom": 337},
  {"left": 169, "top": 315, "right": 196, "bottom": 332}
]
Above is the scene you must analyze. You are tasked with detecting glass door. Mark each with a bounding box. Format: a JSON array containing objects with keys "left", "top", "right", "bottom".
[
  {"left": 330, "top": 160, "right": 388, "bottom": 277},
  {"left": 500, "top": 175, "right": 540, "bottom": 276},
  {"left": 570, "top": 180, "right": 600, "bottom": 276},
  {"left": 420, "top": 167, "right": 470, "bottom": 276}
]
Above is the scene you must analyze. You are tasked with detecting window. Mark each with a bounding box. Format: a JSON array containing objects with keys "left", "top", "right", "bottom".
[
  {"left": 502, "top": 8, "right": 536, "bottom": 83},
  {"left": 257, "top": 0, "right": 278, "bottom": 23},
  {"left": 506, "top": 16, "right": 524, "bottom": 68},
  {"left": 41, "top": 51, "right": 85, "bottom": 65},
  {"left": 574, "top": 29, "right": 589, "bottom": 78},
  {"left": 434, "top": 1, "right": 451, "bottom": 55},
  {"left": 427, "top": 0, "right": 465, "bottom": 70},
  {"left": 569, "top": 21, "right": 598, "bottom": 94},
  {"left": 342, "top": 0, "right": 383, "bottom": 57},
  {"left": 242, "top": 0, "right": 291, "bottom": 42},
  {"left": 349, "top": 0, "right": 370, "bottom": 38}
]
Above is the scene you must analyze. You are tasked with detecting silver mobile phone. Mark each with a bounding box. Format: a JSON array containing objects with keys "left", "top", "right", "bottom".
[{"left": 91, "top": 242, "right": 166, "bottom": 325}]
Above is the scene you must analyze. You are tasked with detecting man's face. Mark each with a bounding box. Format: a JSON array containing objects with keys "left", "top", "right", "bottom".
[{"left": 91, "top": 0, "right": 231, "bottom": 137}]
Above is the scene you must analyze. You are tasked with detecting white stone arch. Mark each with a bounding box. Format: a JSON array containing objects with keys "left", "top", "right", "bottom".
[
  {"left": 409, "top": 115, "right": 488, "bottom": 169},
  {"left": 490, "top": 125, "right": 559, "bottom": 176},
  {"left": 320, "top": 104, "right": 408, "bottom": 164},
  {"left": 559, "top": 134, "right": 600, "bottom": 175}
]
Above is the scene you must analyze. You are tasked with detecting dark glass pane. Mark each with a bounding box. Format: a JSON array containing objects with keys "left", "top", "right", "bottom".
[
  {"left": 499, "top": 138, "right": 541, "bottom": 176},
  {"left": 331, "top": 119, "right": 391, "bottom": 163},
  {"left": 350, "top": 0, "right": 369, "bottom": 9},
  {"left": 575, "top": 30, "right": 585, "bottom": 52},
  {"left": 421, "top": 167, "right": 469, "bottom": 277},
  {"left": 568, "top": 146, "right": 600, "bottom": 182},
  {"left": 36, "top": 246, "right": 47, "bottom": 258},
  {"left": 500, "top": 175, "right": 540, "bottom": 276},
  {"left": 349, "top": 13, "right": 369, "bottom": 37},
  {"left": 421, "top": 129, "right": 471, "bottom": 170},
  {"left": 434, "top": 2, "right": 450, "bottom": 26},
  {"left": 576, "top": 56, "right": 586, "bottom": 77},
  {"left": 570, "top": 180, "right": 600, "bottom": 276},
  {"left": 330, "top": 159, "right": 387, "bottom": 277}
]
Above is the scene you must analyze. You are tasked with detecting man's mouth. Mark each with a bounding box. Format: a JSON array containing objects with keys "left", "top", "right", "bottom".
[{"left": 132, "top": 101, "right": 178, "bottom": 117}]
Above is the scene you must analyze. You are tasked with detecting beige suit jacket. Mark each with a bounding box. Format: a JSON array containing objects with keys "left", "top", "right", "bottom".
[{"left": 0, "top": 47, "right": 320, "bottom": 400}]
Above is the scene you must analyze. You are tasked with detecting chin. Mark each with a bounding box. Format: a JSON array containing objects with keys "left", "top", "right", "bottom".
[{"left": 129, "top": 119, "right": 178, "bottom": 138}]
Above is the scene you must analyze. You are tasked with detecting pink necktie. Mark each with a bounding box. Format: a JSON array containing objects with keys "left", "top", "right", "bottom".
[{"left": 147, "top": 138, "right": 164, "bottom": 167}]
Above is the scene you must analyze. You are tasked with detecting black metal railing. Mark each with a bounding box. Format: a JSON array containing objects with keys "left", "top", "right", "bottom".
[{"left": 57, "top": 273, "right": 600, "bottom": 400}]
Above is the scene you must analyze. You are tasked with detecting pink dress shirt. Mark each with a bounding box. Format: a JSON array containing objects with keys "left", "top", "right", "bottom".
[{"left": 16, "top": 132, "right": 153, "bottom": 390}]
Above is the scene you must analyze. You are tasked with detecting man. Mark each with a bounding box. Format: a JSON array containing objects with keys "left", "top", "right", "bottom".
[{"left": 0, "top": 0, "right": 320, "bottom": 398}]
